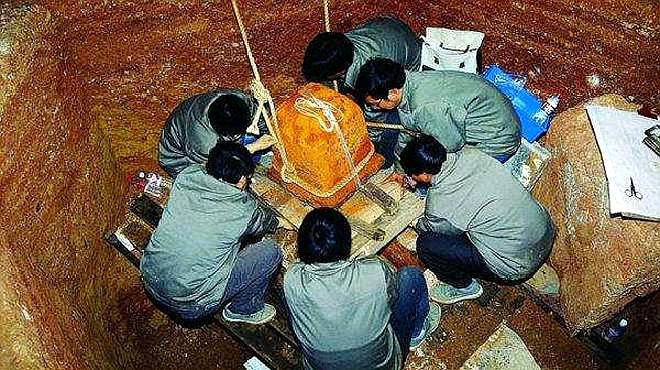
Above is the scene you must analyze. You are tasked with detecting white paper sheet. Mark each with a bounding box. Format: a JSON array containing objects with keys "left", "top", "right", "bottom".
[{"left": 586, "top": 106, "right": 660, "bottom": 221}]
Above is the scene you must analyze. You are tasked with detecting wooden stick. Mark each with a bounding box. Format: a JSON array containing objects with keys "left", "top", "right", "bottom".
[
  {"left": 346, "top": 216, "right": 386, "bottom": 241},
  {"left": 366, "top": 121, "right": 416, "bottom": 134},
  {"left": 359, "top": 183, "right": 399, "bottom": 215}
]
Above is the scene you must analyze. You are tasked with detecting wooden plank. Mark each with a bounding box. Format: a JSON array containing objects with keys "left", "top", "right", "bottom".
[
  {"left": 266, "top": 283, "right": 299, "bottom": 347},
  {"left": 105, "top": 232, "right": 141, "bottom": 267},
  {"left": 209, "top": 317, "right": 301, "bottom": 369},
  {"left": 350, "top": 188, "right": 425, "bottom": 257},
  {"left": 130, "top": 194, "right": 163, "bottom": 229},
  {"left": 250, "top": 172, "right": 312, "bottom": 229}
]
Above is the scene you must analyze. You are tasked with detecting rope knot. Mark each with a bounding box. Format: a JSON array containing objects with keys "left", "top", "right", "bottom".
[{"left": 293, "top": 91, "right": 344, "bottom": 132}]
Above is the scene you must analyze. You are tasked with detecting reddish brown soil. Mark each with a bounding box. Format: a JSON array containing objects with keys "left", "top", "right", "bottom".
[
  {"left": 47, "top": 0, "right": 659, "bottom": 179},
  {"left": 2, "top": 0, "right": 658, "bottom": 369}
]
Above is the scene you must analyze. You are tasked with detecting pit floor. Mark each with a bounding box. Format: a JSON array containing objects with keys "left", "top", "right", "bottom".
[{"left": 120, "top": 240, "right": 659, "bottom": 370}]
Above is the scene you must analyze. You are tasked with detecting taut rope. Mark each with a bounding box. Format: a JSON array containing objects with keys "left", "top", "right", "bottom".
[
  {"left": 230, "top": 0, "right": 296, "bottom": 181},
  {"left": 322, "top": 0, "right": 339, "bottom": 91}
]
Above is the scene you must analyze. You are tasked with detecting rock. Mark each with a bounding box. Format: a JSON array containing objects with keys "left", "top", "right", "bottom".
[
  {"left": 532, "top": 94, "right": 660, "bottom": 333},
  {"left": 460, "top": 322, "right": 541, "bottom": 370},
  {"left": 524, "top": 263, "right": 560, "bottom": 295}
]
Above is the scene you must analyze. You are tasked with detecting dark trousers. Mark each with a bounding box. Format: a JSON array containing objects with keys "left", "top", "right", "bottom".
[
  {"left": 389, "top": 266, "right": 429, "bottom": 359},
  {"left": 416, "top": 232, "right": 503, "bottom": 289},
  {"left": 218, "top": 239, "right": 282, "bottom": 315},
  {"left": 367, "top": 110, "right": 401, "bottom": 169}
]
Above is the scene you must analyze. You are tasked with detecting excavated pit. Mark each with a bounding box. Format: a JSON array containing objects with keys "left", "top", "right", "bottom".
[{"left": 1, "top": 0, "right": 658, "bottom": 369}]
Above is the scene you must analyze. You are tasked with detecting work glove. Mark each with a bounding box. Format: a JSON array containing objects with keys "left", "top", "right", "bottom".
[{"left": 246, "top": 134, "right": 277, "bottom": 153}]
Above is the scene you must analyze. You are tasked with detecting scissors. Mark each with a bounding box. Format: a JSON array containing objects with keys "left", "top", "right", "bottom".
[{"left": 624, "top": 177, "right": 643, "bottom": 200}]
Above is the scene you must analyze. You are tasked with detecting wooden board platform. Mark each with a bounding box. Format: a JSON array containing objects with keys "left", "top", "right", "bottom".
[{"left": 251, "top": 169, "right": 425, "bottom": 258}]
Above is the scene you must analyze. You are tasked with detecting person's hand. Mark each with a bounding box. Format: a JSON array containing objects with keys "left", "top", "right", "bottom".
[
  {"left": 389, "top": 172, "right": 417, "bottom": 189},
  {"left": 246, "top": 134, "right": 277, "bottom": 153},
  {"left": 389, "top": 172, "right": 405, "bottom": 185}
]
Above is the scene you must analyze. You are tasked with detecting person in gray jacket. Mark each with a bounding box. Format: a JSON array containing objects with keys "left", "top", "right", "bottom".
[
  {"left": 284, "top": 208, "right": 440, "bottom": 370},
  {"left": 302, "top": 17, "right": 422, "bottom": 168},
  {"left": 158, "top": 89, "right": 274, "bottom": 178},
  {"left": 141, "top": 142, "right": 281, "bottom": 324},
  {"left": 302, "top": 16, "right": 421, "bottom": 92},
  {"left": 398, "top": 135, "right": 554, "bottom": 304},
  {"left": 355, "top": 58, "right": 521, "bottom": 163}
]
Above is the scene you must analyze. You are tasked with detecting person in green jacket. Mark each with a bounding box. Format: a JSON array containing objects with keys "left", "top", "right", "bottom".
[
  {"left": 158, "top": 89, "right": 275, "bottom": 178},
  {"left": 141, "top": 142, "right": 281, "bottom": 324},
  {"left": 355, "top": 58, "right": 522, "bottom": 163},
  {"left": 284, "top": 208, "right": 440, "bottom": 370},
  {"left": 398, "top": 135, "right": 554, "bottom": 304}
]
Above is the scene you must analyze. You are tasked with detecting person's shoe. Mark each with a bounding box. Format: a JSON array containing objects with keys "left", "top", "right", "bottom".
[
  {"left": 222, "top": 304, "right": 276, "bottom": 325},
  {"left": 409, "top": 302, "right": 441, "bottom": 350},
  {"left": 430, "top": 279, "right": 483, "bottom": 304}
]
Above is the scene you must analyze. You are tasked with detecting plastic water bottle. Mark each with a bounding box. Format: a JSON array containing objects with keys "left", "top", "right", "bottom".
[
  {"left": 601, "top": 318, "right": 628, "bottom": 343},
  {"left": 532, "top": 94, "right": 560, "bottom": 124}
]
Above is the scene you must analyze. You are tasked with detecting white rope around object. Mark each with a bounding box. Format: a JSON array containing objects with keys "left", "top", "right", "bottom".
[
  {"left": 293, "top": 92, "right": 361, "bottom": 189},
  {"left": 293, "top": 94, "right": 344, "bottom": 133}
]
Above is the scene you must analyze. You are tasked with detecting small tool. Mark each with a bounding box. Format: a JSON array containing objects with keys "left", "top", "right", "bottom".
[{"left": 624, "top": 177, "right": 643, "bottom": 200}]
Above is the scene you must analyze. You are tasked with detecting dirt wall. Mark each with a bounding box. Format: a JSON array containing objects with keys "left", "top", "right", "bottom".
[
  {"left": 34, "top": 0, "right": 659, "bottom": 178},
  {"left": 0, "top": 4, "right": 135, "bottom": 368}
]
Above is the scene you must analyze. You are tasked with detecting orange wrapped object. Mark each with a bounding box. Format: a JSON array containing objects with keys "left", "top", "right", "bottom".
[{"left": 268, "top": 83, "right": 383, "bottom": 207}]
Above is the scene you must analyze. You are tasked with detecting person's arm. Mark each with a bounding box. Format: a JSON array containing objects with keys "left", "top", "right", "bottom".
[
  {"left": 245, "top": 134, "right": 276, "bottom": 153},
  {"left": 416, "top": 212, "right": 463, "bottom": 235},
  {"left": 415, "top": 103, "right": 467, "bottom": 152},
  {"left": 243, "top": 199, "right": 279, "bottom": 241}
]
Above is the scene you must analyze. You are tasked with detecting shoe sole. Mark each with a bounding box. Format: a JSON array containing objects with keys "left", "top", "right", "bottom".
[
  {"left": 221, "top": 309, "right": 276, "bottom": 325},
  {"left": 431, "top": 284, "right": 484, "bottom": 305},
  {"left": 410, "top": 303, "right": 442, "bottom": 350}
]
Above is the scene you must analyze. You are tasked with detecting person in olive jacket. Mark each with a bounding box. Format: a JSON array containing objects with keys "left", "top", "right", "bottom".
[
  {"left": 355, "top": 58, "right": 521, "bottom": 163},
  {"left": 158, "top": 89, "right": 274, "bottom": 178},
  {"left": 284, "top": 208, "right": 441, "bottom": 370}
]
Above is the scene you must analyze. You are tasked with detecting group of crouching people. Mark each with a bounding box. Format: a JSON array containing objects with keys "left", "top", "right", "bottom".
[{"left": 140, "top": 16, "right": 554, "bottom": 370}]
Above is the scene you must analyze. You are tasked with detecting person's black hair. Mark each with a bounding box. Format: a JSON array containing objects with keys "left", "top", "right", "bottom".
[
  {"left": 399, "top": 135, "right": 447, "bottom": 176},
  {"left": 354, "top": 58, "right": 406, "bottom": 103},
  {"left": 205, "top": 141, "right": 255, "bottom": 185},
  {"left": 302, "top": 32, "right": 354, "bottom": 82},
  {"left": 208, "top": 94, "right": 251, "bottom": 138},
  {"left": 297, "top": 208, "right": 352, "bottom": 264}
]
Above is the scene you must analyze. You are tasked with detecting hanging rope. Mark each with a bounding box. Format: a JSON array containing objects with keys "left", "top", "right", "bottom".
[
  {"left": 323, "top": 0, "right": 331, "bottom": 32},
  {"left": 230, "top": 0, "right": 296, "bottom": 181},
  {"left": 230, "top": 0, "right": 260, "bottom": 81},
  {"left": 321, "top": 0, "right": 339, "bottom": 91}
]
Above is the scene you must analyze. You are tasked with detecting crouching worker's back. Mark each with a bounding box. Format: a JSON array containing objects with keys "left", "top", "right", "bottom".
[
  {"left": 284, "top": 208, "right": 441, "bottom": 370},
  {"left": 140, "top": 141, "right": 281, "bottom": 324}
]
